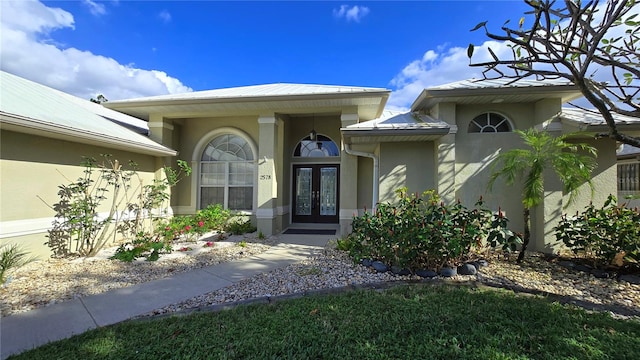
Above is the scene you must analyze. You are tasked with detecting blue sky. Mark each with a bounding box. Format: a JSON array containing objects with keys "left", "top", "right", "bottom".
[{"left": 1, "top": 0, "right": 533, "bottom": 110}]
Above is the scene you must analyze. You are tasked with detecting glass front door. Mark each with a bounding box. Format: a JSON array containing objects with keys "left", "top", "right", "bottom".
[{"left": 292, "top": 164, "right": 339, "bottom": 223}]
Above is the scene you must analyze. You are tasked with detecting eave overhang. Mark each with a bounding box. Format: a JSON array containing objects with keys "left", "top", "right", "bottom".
[
  {"left": 105, "top": 91, "right": 391, "bottom": 121},
  {"left": 411, "top": 82, "right": 582, "bottom": 111},
  {"left": 0, "top": 112, "right": 177, "bottom": 157}
]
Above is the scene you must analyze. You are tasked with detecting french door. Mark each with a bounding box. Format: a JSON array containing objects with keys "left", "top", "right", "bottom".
[{"left": 292, "top": 164, "right": 339, "bottom": 223}]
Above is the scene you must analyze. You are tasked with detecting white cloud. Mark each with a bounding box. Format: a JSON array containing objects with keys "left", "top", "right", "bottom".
[
  {"left": 0, "top": 0, "right": 192, "bottom": 101},
  {"left": 387, "top": 41, "right": 513, "bottom": 111},
  {"left": 333, "top": 5, "right": 370, "bottom": 23},
  {"left": 83, "top": 0, "right": 106, "bottom": 16},
  {"left": 158, "top": 10, "right": 171, "bottom": 23}
]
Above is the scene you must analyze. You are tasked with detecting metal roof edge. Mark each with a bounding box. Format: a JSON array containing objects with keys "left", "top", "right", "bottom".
[
  {"left": 0, "top": 112, "right": 177, "bottom": 157},
  {"left": 105, "top": 88, "right": 392, "bottom": 109},
  {"left": 411, "top": 82, "right": 581, "bottom": 110}
]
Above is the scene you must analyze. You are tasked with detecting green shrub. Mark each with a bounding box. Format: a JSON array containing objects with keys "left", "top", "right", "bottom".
[
  {"left": 225, "top": 218, "right": 257, "bottom": 235},
  {"left": 195, "top": 204, "right": 231, "bottom": 233},
  {"left": 555, "top": 194, "right": 640, "bottom": 266},
  {"left": 347, "top": 188, "right": 520, "bottom": 270}
]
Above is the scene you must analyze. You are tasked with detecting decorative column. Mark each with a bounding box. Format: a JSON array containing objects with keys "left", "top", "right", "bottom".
[
  {"left": 433, "top": 103, "right": 457, "bottom": 204},
  {"left": 531, "top": 98, "right": 563, "bottom": 253},
  {"left": 256, "top": 114, "right": 280, "bottom": 235},
  {"left": 339, "top": 109, "right": 359, "bottom": 236},
  {"left": 148, "top": 114, "right": 176, "bottom": 214},
  {"left": 148, "top": 114, "right": 173, "bottom": 148}
]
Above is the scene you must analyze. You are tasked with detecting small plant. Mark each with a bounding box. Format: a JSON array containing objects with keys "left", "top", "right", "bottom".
[
  {"left": 295, "top": 266, "right": 323, "bottom": 276},
  {"left": 1, "top": 243, "right": 37, "bottom": 285},
  {"left": 336, "top": 237, "right": 356, "bottom": 252},
  {"left": 111, "top": 233, "right": 171, "bottom": 262},
  {"left": 258, "top": 231, "right": 265, "bottom": 240},
  {"left": 238, "top": 240, "right": 247, "bottom": 248},
  {"left": 203, "top": 241, "right": 215, "bottom": 248}
]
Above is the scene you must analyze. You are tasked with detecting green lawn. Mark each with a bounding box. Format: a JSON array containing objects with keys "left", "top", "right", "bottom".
[{"left": 12, "top": 284, "right": 640, "bottom": 360}]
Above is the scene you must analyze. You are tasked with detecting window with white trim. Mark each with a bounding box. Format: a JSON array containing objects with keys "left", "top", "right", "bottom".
[
  {"left": 468, "top": 112, "right": 512, "bottom": 133},
  {"left": 200, "top": 134, "right": 255, "bottom": 210}
]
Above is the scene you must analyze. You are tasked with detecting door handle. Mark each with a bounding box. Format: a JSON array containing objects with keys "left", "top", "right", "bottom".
[{"left": 312, "top": 190, "right": 319, "bottom": 209}]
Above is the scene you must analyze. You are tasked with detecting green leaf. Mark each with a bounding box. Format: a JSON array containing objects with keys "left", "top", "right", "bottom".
[
  {"left": 467, "top": 43, "right": 475, "bottom": 58},
  {"left": 470, "top": 21, "right": 487, "bottom": 32}
]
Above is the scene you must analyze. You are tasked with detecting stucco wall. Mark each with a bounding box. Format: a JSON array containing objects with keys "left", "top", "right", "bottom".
[
  {"left": 451, "top": 104, "right": 530, "bottom": 232},
  {"left": 378, "top": 142, "right": 436, "bottom": 204},
  {"left": 0, "top": 130, "right": 161, "bottom": 259}
]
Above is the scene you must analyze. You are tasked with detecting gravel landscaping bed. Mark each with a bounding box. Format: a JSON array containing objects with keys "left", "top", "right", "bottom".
[
  {"left": 143, "top": 248, "right": 640, "bottom": 319},
  {"left": 2, "top": 234, "right": 639, "bottom": 320},
  {"left": 0, "top": 232, "right": 277, "bottom": 317}
]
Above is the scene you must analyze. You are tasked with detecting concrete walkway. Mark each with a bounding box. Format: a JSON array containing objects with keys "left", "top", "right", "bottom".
[{"left": 0, "top": 233, "right": 333, "bottom": 359}]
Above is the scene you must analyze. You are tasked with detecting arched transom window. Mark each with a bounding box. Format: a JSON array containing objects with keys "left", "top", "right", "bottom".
[
  {"left": 200, "top": 134, "right": 254, "bottom": 210},
  {"left": 468, "top": 112, "right": 512, "bottom": 133},
  {"left": 294, "top": 135, "right": 339, "bottom": 157}
]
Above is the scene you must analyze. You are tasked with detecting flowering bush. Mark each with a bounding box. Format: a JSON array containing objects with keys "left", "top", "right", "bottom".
[
  {"left": 157, "top": 204, "right": 231, "bottom": 242},
  {"left": 345, "top": 188, "right": 520, "bottom": 271}
]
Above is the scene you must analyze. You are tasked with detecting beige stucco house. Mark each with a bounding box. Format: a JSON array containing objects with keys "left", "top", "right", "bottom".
[
  {"left": 2, "top": 70, "right": 639, "bottom": 258},
  {"left": 103, "top": 78, "right": 639, "bottom": 254}
]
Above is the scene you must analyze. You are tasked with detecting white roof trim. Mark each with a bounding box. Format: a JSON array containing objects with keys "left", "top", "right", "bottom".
[{"left": 1, "top": 112, "right": 176, "bottom": 156}]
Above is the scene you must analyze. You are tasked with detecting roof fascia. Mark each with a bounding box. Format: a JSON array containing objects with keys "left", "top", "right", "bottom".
[
  {"left": 411, "top": 84, "right": 581, "bottom": 111},
  {"left": 106, "top": 90, "right": 392, "bottom": 109},
  {"left": 0, "top": 112, "right": 177, "bottom": 157},
  {"left": 341, "top": 127, "right": 450, "bottom": 144}
]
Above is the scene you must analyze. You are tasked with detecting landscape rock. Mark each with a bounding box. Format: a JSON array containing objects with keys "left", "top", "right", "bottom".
[
  {"left": 415, "top": 269, "right": 437, "bottom": 278},
  {"left": 590, "top": 269, "right": 612, "bottom": 279},
  {"left": 371, "top": 261, "right": 388, "bottom": 273},
  {"left": 558, "top": 260, "right": 576, "bottom": 269},
  {"left": 360, "top": 259, "right": 373, "bottom": 267},
  {"left": 458, "top": 263, "right": 477, "bottom": 275},
  {"left": 620, "top": 274, "right": 640, "bottom": 285},
  {"left": 390, "top": 266, "right": 411, "bottom": 276},
  {"left": 574, "top": 264, "right": 593, "bottom": 273},
  {"left": 439, "top": 267, "right": 457, "bottom": 277}
]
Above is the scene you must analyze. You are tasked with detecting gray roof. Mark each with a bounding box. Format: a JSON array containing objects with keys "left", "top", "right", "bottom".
[
  {"left": 347, "top": 110, "right": 450, "bottom": 130},
  {"left": 426, "top": 77, "right": 574, "bottom": 91},
  {"left": 108, "top": 83, "right": 389, "bottom": 103},
  {"left": 559, "top": 108, "right": 640, "bottom": 127},
  {"left": 618, "top": 144, "right": 640, "bottom": 157},
  {"left": 105, "top": 82, "right": 390, "bottom": 121},
  {"left": 412, "top": 77, "right": 581, "bottom": 110},
  {"left": 342, "top": 110, "right": 451, "bottom": 144},
  {"left": 0, "top": 71, "right": 176, "bottom": 156}
]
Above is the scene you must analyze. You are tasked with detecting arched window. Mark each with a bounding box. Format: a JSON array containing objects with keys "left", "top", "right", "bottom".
[
  {"left": 200, "top": 134, "right": 254, "bottom": 210},
  {"left": 293, "top": 134, "right": 339, "bottom": 157},
  {"left": 468, "top": 112, "right": 512, "bottom": 133}
]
